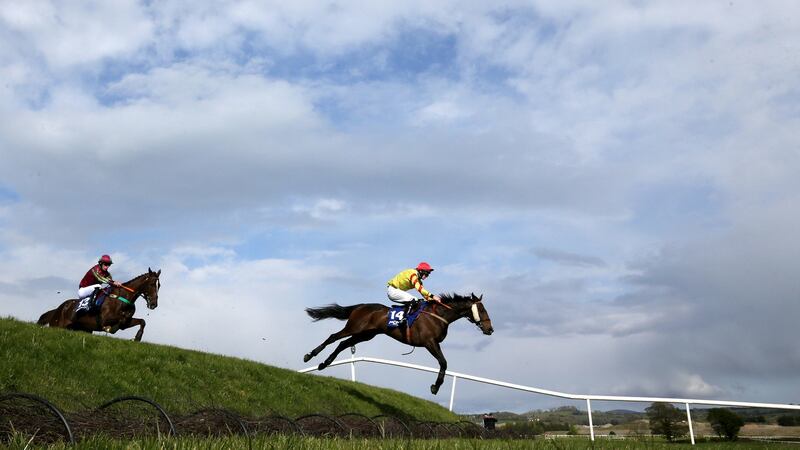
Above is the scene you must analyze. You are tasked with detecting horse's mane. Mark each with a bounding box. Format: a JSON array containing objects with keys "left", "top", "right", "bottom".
[
  {"left": 124, "top": 272, "right": 155, "bottom": 284},
  {"left": 438, "top": 293, "right": 472, "bottom": 304}
]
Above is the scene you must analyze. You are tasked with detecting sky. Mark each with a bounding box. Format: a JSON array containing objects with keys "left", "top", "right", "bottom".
[{"left": 1, "top": 0, "right": 799, "bottom": 414}]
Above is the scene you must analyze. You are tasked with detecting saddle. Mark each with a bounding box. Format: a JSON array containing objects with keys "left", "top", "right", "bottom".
[{"left": 387, "top": 302, "right": 426, "bottom": 329}]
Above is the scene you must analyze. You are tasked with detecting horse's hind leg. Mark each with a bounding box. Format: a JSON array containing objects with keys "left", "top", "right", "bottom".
[
  {"left": 318, "top": 331, "right": 378, "bottom": 371},
  {"left": 304, "top": 319, "right": 366, "bottom": 363}
]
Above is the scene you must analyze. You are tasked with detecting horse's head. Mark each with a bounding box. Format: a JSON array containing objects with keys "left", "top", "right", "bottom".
[
  {"left": 141, "top": 267, "right": 161, "bottom": 310},
  {"left": 457, "top": 293, "right": 494, "bottom": 335}
]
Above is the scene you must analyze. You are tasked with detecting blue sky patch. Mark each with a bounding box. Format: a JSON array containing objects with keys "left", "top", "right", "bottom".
[{"left": 0, "top": 184, "right": 20, "bottom": 203}]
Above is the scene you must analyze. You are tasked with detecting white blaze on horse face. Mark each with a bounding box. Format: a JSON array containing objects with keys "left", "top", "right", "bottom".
[{"left": 471, "top": 304, "right": 480, "bottom": 322}]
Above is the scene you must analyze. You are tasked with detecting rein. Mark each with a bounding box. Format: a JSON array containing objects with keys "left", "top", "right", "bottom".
[
  {"left": 421, "top": 310, "right": 448, "bottom": 325},
  {"left": 423, "top": 300, "right": 452, "bottom": 324},
  {"left": 406, "top": 297, "right": 485, "bottom": 342},
  {"left": 111, "top": 275, "right": 154, "bottom": 306},
  {"left": 106, "top": 284, "right": 136, "bottom": 305}
]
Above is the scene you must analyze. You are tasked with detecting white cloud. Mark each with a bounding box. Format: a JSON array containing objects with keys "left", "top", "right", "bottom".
[
  {"left": 289, "top": 198, "right": 347, "bottom": 220},
  {"left": 0, "top": 0, "right": 153, "bottom": 68},
  {"left": 1, "top": 0, "right": 799, "bottom": 413}
]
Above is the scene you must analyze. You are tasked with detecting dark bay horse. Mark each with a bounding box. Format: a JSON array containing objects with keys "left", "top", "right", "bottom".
[
  {"left": 303, "top": 293, "right": 493, "bottom": 395},
  {"left": 37, "top": 268, "right": 161, "bottom": 342}
]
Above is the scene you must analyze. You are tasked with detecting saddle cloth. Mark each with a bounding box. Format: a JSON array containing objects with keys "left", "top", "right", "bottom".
[
  {"left": 74, "top": 287, "right": 111, "bottom": 313},
  {"left": 387, "top": 302, "right": 425, "bottom": 329}
]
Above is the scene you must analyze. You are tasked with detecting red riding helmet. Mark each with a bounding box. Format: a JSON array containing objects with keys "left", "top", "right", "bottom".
[
  {"left": 416, "top": 262, "right": 433, "bottom": 272},
  {"left": 98, "top": 254, "right": 113, "bottom": 265}
]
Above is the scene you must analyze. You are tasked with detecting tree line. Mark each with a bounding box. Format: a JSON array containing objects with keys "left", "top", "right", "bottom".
[{"left": 646, "top": 402, "right": 745, "bottom": 441}]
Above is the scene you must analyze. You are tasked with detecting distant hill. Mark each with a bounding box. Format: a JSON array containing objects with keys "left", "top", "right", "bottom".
[
  {"left": 465, "top": 406, "right": 645, "bottom": 427},
  {"left": 0, "top": 317, "right": 456, "bottom": 421},
  {"left": 465, "top": 405, "right": 799, "bottom": 427}
]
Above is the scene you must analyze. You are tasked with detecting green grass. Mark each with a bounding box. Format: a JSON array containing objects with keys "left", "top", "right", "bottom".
[
  {"left": 3, "top": 435, "right": 799, "bottom": 450},
  {"left": 0, "top": 317, "right": 456, "bottom": 421}
]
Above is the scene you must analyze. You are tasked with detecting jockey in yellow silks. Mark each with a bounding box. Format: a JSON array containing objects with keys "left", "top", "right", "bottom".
[{"left": 387, "top": 262, "right": 441, "bottom": 305}]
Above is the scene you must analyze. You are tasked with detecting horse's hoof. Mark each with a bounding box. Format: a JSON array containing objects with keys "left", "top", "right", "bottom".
[
  {"left": 318, "top": 363, "right": 326, "bottom": 371},
  {"left": 430, "top": 384, "right": 439, "bottom": 395},
  {"left": 303, "top": 353, "right": 313, "bottom": 363}
]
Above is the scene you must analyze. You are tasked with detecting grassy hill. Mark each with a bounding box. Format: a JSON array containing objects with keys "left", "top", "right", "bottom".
[{"left": 0, "top": 317, "right": 456, "bottom": 421}]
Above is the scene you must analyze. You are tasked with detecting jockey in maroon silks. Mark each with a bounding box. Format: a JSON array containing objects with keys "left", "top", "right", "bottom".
[{"left": 73, "top": 254, "right": 122, "bottom": 318}]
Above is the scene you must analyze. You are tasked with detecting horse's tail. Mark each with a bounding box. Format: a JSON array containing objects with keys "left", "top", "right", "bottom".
[
  {"left": 305, "top": 304, "right": 360, "bottom": 322},
  {"left": 37, "top": 309, "right": 57, "bottom": 326}
]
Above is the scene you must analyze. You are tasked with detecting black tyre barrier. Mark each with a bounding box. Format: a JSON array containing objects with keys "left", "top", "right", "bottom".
[
  {"left": 0, "top": 392, "right": 75, "bottom": 445},
  {"left": 173, "top": 408, "right": 251, "bottom": 450},
  {"left": 456, "top": 420, "right": 485, "bottom": 438},
  {"left": 96, "top": 395, "right": 176, "bottom": 437},
  {"left": 174, "top": 408, "right": 249, "bottom": 436},
  {"left": 436, "top": 422, "right": 465, "bottom": 438},
  {"left": 410, "top": 420, "right": 437, "bottom": 439},
  {"left": 294, "top": 414, "right": 348, "bottom": 437},
  {"left": 246, "top": 415, "right": 304, "bottom": 437},
  {"left": 1, "top": 391, "right": 487, "bottom": 443},
  {"left": 371, "top": 415, "right": 411, "bottom": 438},
  {"left": 336, "top": 413, "right": 381, "bottom": 438}
]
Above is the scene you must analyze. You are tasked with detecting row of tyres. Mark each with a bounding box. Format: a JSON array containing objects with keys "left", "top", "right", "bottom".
[{"left": 0, "top": 392, "right": 487, "bottom": 446}]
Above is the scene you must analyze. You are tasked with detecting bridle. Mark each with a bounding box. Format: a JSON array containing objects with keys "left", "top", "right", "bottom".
[
  {"left": 137, "top": 274, "right": 160, "bottom": 309},
  {"left": 466, "top": 301, "right": 491, "bottom": 330}
]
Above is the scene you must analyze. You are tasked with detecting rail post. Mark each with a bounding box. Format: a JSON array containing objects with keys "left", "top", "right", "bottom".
[
  {"left": 449, "top": 375, "right": 457, "bottom": 411},
  {"left": 350, "top": 346, "right": 356, "bottom": 382},
  {"left": 586, "top": 398, "right": 594, "bottom": 441},
  {"left": 686, "top": 402, "right": 695, "bottom": 445}
]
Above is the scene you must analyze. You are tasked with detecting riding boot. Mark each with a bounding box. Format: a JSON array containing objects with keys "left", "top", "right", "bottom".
[
  {"left": 400, "top": 300, "right": 419, "bottom": 328},
  {"left": 71, "top": 288, "right": 99, "bottom": 322},
  {"left": 88, "top": 289, "right": 98, "bottom": 313}
]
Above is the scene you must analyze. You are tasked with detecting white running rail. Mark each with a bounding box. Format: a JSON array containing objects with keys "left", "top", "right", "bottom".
[{"left": 299, "top": 355, "right": 800, "bottom": 445}]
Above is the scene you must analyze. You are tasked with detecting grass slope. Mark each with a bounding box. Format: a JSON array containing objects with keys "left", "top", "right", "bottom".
[{"left": 0, "top": 317, "right": 456, "bottom": 421}]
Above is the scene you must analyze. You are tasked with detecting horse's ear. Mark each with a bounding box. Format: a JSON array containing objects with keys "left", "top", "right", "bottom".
[
  {"left": 470, "top": 292, "right": 477, "bottom": 300},
  {"left": 148, "top": 267, "right": 152, "bottom": 274},
  {"left": 157, "top": 269, "right": 161, "bottom": 276},
  {"left": 479, "top": 294, "right": 483, "bottom": 301}
]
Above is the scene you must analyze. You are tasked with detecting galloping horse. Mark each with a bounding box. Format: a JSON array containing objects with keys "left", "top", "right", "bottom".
[
  {"left": 37, "top": 268, "right": 161, "bottom": 342},
  {"left": 304, "top": 293, "right": 493, "bottom": 395}
]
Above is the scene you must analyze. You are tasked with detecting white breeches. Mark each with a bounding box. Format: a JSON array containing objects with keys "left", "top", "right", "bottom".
[
  {"left": 387, "top": 286, "right": 417, "bottom": 304},
  {"left": 78, "top": 284, "right": 106, "bottom": 299}
]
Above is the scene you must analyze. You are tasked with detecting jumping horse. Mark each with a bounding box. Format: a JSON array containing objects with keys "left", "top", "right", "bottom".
[
  {"left": 37, "top": 268, "right": 161, "bottom": 342},
  {"left": 304, "top": 293, "right": 493, "bottom": 395}
]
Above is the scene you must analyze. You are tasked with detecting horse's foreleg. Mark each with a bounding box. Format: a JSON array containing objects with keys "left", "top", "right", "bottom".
[
  {"left": 424, "top": 342, "right": 447, "bottom": 395},
  {"left": 318, "top": 332, "right": 378, "bottom": 371},
  {"left": 118, "top": 317, "right": 146, "bottom": 341}
]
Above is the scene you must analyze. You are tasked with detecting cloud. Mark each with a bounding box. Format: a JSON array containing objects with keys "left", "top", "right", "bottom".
[
  {"left": 534, "top": 247, "right": 606, "bottom": 268},
  {"left": 0, "top": 1, "right": 152, "bottom": 68},
  {"left": 1, "top": 1, "right": 799, "bottom": 413}
]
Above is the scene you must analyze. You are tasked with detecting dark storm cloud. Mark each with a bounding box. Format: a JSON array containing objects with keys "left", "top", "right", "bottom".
[{"left": 534, "top": 247, "right": 607, "bottom": 268}]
